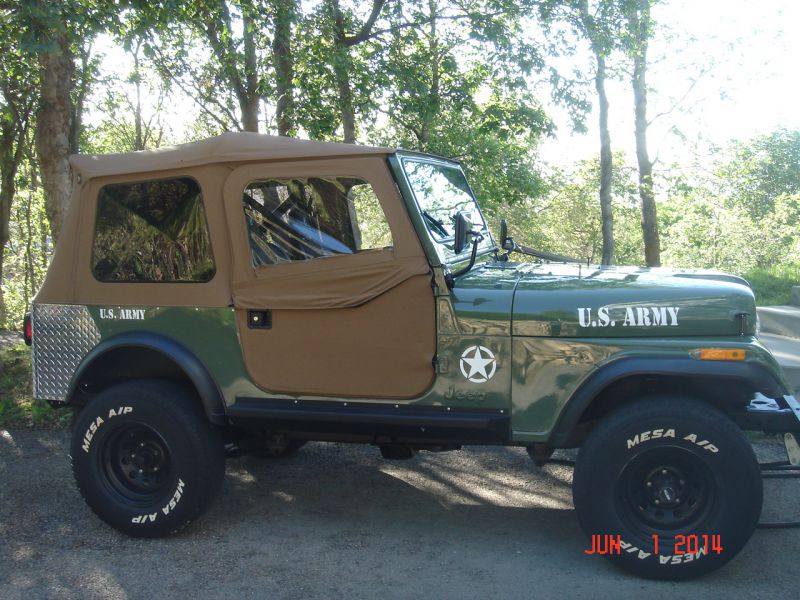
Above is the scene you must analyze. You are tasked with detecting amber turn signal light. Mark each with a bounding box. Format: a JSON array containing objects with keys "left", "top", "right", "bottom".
[{"left": 696, "top": 348, "right": 746, "bottom": 361}]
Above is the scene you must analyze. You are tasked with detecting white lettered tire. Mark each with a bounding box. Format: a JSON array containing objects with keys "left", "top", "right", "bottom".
[
  {"left": 70, "top": 380, "right": 225, "bottom": 537},
  {"left": 573, "top": 396, "right": 762, "bottom": 580}
]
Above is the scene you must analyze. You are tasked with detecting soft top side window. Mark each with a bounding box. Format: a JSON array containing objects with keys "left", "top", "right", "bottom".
[
  {"left": 242, "top": 177, "right": 393, "bottom": 267},
  {"left": 92, "top": 177, "right": 216, "bottom": 282}
]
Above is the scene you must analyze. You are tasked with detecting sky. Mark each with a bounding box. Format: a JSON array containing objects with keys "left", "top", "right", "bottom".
[
  {"left": 539, "top": 0, "right": 800, "bottom": 168},
  {"left": 88, "top": 0, "right": 800, "bottom": 170}
]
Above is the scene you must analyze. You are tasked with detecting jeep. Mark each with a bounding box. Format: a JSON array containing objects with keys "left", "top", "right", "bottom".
[{"left": 27, "top": 132, "right": 800, "bottom": 579}]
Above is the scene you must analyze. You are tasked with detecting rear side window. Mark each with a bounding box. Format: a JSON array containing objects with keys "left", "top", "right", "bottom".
[
  {"left": 92, "top": 177, "right": 215, "bottom": 282},
  {"left": 242, "top": 177, "right": 393, "bottom": 267}
]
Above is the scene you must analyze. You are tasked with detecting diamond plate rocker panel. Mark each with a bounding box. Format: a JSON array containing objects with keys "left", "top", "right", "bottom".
[{"left": 31, "top": 304, "right": 101, "bottom": 402}]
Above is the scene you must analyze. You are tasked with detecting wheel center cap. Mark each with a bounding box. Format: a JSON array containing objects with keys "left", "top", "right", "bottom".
[
  {"left": 134, "top": 451, "right": 153, "bottom": 469},
  {"left": 658, "top": 486, "right": 675, "bottom": 503}
]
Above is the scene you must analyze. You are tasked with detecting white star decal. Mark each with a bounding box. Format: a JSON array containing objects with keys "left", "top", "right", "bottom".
[{"left": 459, "top": 345, "right": 497, "bottom": 383}]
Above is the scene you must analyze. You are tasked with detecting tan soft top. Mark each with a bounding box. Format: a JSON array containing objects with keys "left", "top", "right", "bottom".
[
  {"left": 39, "top": 135, "right": 425, "bottom": 310},
  {"left": 69, "top": 132, "right": 394, "bottom": 180}
]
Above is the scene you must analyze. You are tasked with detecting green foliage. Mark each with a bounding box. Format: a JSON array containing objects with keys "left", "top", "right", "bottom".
[
  {"left": 2, "top": 167, "right": 51, "bottom": 330},
  {"left": 659, "top": 131, "right": 800, "bottom": 274},
  {"left": 492, "top": 153, "right": 642, "bottom": 263},
  {"left": 369, "top": 0, "right": 553, "bottom": 213},
  {"left": 0, "top": 342, "right": 70, "bottom": 428},
  {"left": 660, "top": 189, "right": 800, "bottom": 273},
  {"left": 81, "top": 46, "right": 171, "bottom": 154},
  {"left": 743, "top": 264, "right": 800, "bottom": 307},
  {"left": 719, "top": 128, "right": 800, "bottom": 219}
]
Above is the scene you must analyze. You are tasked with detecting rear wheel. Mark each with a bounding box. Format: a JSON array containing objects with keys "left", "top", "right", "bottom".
[
  {"left": 573, "top": 396, "right": 762, "bottom": 580},
  {"left": 70, "top": 380, "right": 226, "bottom": 537}
]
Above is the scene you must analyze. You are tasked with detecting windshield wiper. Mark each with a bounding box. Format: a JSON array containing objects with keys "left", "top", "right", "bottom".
[{"left": 422, "top": 210, "right": 449, "bottom": 237}]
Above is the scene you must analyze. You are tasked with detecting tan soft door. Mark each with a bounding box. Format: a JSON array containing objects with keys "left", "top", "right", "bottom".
[{"left": 223, "top": 157, "right": 435, "bottom": 399}]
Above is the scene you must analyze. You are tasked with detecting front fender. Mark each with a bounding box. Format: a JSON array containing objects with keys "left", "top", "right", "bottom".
[{"left": 548, "top": 355, "right": 789, "bottom": 446}]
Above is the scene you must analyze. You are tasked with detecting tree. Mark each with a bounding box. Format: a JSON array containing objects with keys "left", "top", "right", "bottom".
[
  {"left": 624, "top": 0, "right": 660, "bottom": 266},
  {"left": 138, "top": 1, "right": 265, "bottom": 133},
  {"left": 272, "top": 0, "right": 297, "bottom": 136},
  {"left": 376, "top": 0, "right": 551, "bottom": 210},
  {"left": 720, "top": 128, "right": 800, "bottom": 219},
  {"left": 322, "top": 0, "right": 387, "bottom": 143},
  {"left": 576, "top": 0, "right": 619, "bottom": 265},
  {"left": 9, "top": 0, "right": 113, "bottom": 241},
  {"left": 657, "top": 129, "right": 800, "bottom": 274},
  {"left": 33, "top": 3, "right": 76, "bottom": 243},
  {"left": 497, "top": 153, "right": 641, "bottom": 264},
  {"left": 0, "top": 15, "right": 37, "bottom": 326},
  {"left": 82, "top": 40, "right": 169, "bottom": 154}
]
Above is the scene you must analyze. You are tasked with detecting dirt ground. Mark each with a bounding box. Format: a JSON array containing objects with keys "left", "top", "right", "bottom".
[{"left": 1, "top": 429, "right": 798, "bottom": 600}]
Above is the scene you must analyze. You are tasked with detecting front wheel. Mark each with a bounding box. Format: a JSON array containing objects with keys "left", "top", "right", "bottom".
[
  {"left": 70, "top": 380, "right": 226, "bottom": 537},
  {"left": 573, "top": 396, "right": 762, "bottom": 580}
]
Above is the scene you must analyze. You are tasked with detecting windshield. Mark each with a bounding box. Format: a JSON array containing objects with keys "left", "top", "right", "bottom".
[{"left": 401, "top": 157, "right": 493, "bottom": 262}]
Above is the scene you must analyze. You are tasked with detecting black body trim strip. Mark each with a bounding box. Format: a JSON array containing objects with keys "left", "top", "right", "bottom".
[{"left": 228, "top": 397, "right": 510, "bottom": 443}]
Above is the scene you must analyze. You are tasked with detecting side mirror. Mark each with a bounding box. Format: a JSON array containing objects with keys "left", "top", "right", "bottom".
[
  {"left": 500, "top": 218, "right": 513, "bottom": 251},
  {"left": 453, "top": 211, "right": 473, "bottom": 254}
]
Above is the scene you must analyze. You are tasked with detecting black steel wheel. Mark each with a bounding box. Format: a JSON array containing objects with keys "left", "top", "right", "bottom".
[
  {"left": 101, "top": 424, "right": 173, "bottom": 503},
  {"left": 71, "top": 380, "right": 225, "bottom": 537},
  {"left": 573, "top": 396, "right": 762, "bottom": 580},
  {"left": 617, "top": 447, "right": 716, "bottom": 534}
]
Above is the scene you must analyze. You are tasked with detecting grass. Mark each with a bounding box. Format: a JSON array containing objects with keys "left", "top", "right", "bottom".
[
  {"left": 744, "top": 263, "right": 800, "bottom": 306},
  {"left": 0, "top": 341, "right": 70, "bottom": 429}
]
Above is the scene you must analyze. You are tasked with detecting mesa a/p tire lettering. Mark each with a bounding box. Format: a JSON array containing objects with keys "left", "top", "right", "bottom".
[
  {"left": 573, "top": 396, "right": 762, "bottom": 580},
  {"left": 70, "top": 380, "right": 225, "bottom": 537},
  {"left": 625, "top": 428, "right": 719, "bottom": 453}
]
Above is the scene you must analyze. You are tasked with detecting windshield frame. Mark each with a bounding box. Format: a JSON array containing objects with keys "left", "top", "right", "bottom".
[{"left": 394, "top": 153, "right": 495, "bottom": 266}]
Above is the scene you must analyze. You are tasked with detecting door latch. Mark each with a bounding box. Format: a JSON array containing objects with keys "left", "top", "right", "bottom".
[{"left": 247, "top": 310, "right": 272, "bottom": 329}]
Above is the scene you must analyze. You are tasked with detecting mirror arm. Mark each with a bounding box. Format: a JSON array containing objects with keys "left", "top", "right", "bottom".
[
  {"left": 445, "top": 233, "right": 483, "bottom": 288},
  {"left": 512, "top": 242, "right": 580, "bottom": 264},
  {"left": 499, "top": 217, "right": 580, "bottom": 263}
]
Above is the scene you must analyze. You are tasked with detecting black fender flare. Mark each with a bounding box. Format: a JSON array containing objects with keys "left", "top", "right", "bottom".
[
  {"left": 67, "top": 331, "right": 227, "bottom": 425},
  {"left": 548, "top": 355, "right": 788, "bottom": 446}
]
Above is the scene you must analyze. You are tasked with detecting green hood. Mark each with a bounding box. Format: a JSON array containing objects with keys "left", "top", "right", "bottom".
[{"left": 456, "top": 261, "right": 757, "bottom": 338}]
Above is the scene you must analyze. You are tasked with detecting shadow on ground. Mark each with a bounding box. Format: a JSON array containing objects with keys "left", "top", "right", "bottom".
[{"left": 1, "top": 430, "right": 797, "bottom": 599}]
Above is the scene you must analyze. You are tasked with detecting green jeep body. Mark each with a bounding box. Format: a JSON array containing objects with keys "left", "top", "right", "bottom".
[{"left": 29, "top": 133, "right": 800, "bottom": 579}]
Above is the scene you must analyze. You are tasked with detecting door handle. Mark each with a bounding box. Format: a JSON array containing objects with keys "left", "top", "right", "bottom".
[{"left": 247, "top": 310, "right": 272, "bottom": 329}]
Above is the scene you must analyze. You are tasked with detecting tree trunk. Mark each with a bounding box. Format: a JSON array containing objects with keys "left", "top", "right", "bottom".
[
  {"left": 596, "top": 54, "right": 614, "bottom": 265},
  {"left": 578, "top": 0, "right": 614, "bottom": 265},
  {"left": 70, "top": 42, "right": 92, "bottom": 153},
  {"left": 330, "top": 19, "right": 357, "bottom": 146},
  {"left": 0, "top": 113, "right": 29, "bottom": 326},
  {"left": 0, "top": 125, "right": 14, "bottom": 327},
  {"left": 630, "top": 0, "right": 660, "bottom": 267},
  {"left": 133, "top": 46, "right": 144, "bottom": 151},
  {"left": 36, "top": 32, "right": 74, "bottom": 242},
  {"left": 326, "top": 0, "right": 386, "bottom": 144},
  {"left": 205, "top": 1, "right": 260, "bottom": 132},
  {"left": 272, "top": 0, "right": 296, "bottom": 136},
  {"left": 240, "top": 9, "right": 260, "bottom": 133},
  {"left": 419, "top": 0, "right": 440, "bottom": 146}
]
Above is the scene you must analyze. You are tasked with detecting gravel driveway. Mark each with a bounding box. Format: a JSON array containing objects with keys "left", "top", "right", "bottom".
[{"left": 1, "top": 429, "right": 798, "bottom": 599}]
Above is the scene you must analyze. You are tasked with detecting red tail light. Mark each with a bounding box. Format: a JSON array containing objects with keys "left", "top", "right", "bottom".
[{"left": 23, "top": 314, "right": 32, "bottom": 346}]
